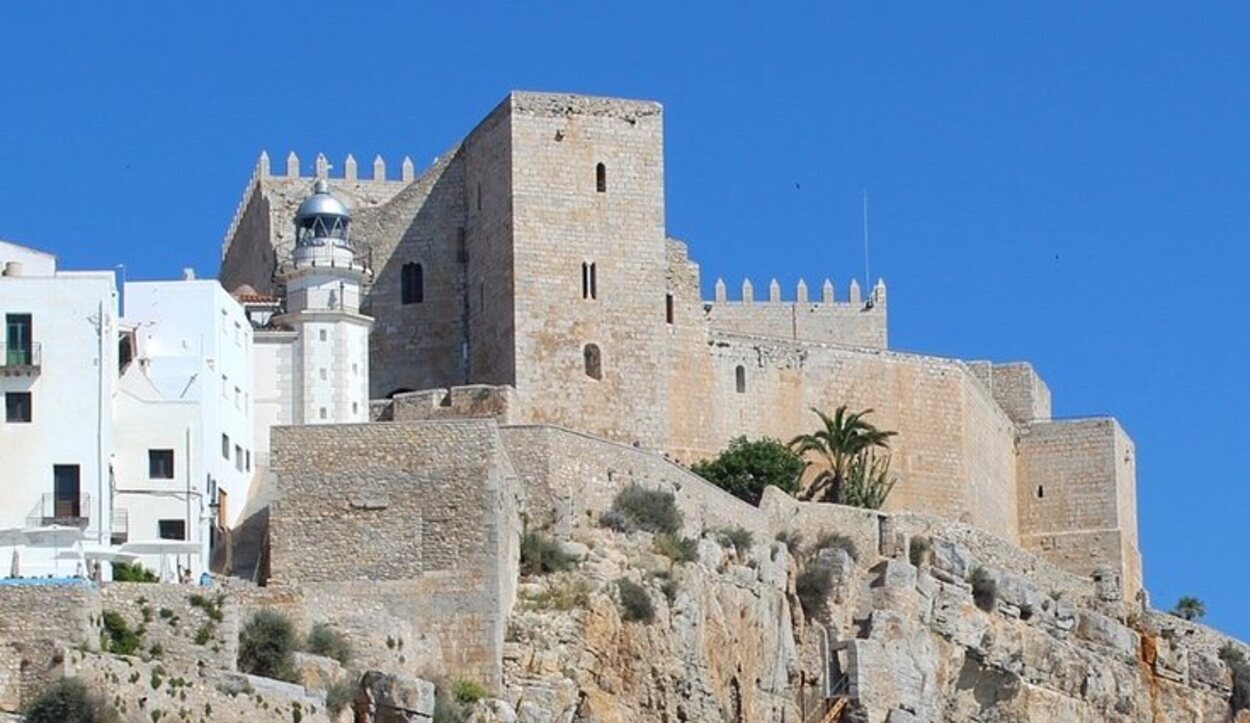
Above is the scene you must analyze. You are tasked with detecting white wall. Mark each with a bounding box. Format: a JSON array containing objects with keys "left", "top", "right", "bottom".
[
  {"left": 123, "top": 281, "right": 255, "bottom": 526},
  {"left": 0, "top": 251, "right": 117, "bottom": 560}
]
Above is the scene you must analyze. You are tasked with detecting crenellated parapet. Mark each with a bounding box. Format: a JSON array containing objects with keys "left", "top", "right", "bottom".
[{"left": 705, "top": 276, "right": 888, "bottom": 348}]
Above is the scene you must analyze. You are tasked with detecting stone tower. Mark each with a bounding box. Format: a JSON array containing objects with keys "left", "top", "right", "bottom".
[{"left": 271, "top": 180, "right": 373, "bottom": 424}]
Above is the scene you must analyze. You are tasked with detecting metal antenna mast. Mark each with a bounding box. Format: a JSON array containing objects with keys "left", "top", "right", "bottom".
[{"left": 862, "top": 190, "right": 871, "bottom": 295}]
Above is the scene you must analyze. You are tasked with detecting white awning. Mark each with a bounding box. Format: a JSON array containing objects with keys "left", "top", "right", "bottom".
[{"left": 118, "top": 540, "right": 202, "bottom": 556}]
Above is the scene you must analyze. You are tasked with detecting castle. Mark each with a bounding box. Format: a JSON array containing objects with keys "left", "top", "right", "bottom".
[{"left": 221, "top": 91, "right": 1141, "bottom": 602}]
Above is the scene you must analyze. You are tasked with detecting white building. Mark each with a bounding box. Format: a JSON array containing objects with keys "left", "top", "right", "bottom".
[
  {"left": 0, "top": 241, "right": 118, "bottom": 575},
  {"left": 122, "top": 277, "right": 255, "bottom": 530}
]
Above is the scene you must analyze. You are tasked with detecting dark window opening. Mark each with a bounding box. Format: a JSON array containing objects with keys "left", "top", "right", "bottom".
[
  {"left": 5, "top": 392, "right": 31, "bottom": 423},
  {"left": 735, "top": 365, "right": 746, "bottom": 394},
  {"left": 584, "top": 344, "right": 602, "bottom": 380},
  {"left": 581, "top": 262, "right": 598, "bottom": 300},
  {"left": 1037, "top": 485, "right": 1044, "bottom": 499},
  {"left": 148, "top": 449, "right": 174, "bottom": 479},
  {"left": 158, "top": 519, "right": 187, "bottom": 541},
  {"left": 476, "top": 182, "right": 482, "bottom": 211},
  {"left": 596, "top": 163, "right": 607, "bottom": 193},
  {"left": 5, "top": 313, "right": 33, "bottom": 365},
  {"left": 401, "top": 262, "right": 424, "bottom": 304},
  {"left": 235, "top": 445, "right": 244, "bottom": 472},
  {"left": 665, "top": 294, "right": 674, "bottom": 324},
  {"left": 221, "top": 434, "right": 230, "bottom": 460}
]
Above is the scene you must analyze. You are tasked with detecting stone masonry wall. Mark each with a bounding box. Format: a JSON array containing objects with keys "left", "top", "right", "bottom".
[
  {"left": 99, "top": 583, "right": 237, "bottom": 673},
  {"left": 0, "top": 582, "right": 100, "bottom": 710},
  {"left": 705, "top": 280, "right": 887, "bottom": 349},
  {"left": 672, "top": 332, "right": 1021, "bottom": 542},
  {"left": 1016, "top": 418, "right": 1141, "bottom": 599},
  {"left": 966, "top": 361, "right": 1053, "bottom": 424},
  {"left": 267, "top": 420, "right": 521, "bottom": 687}
]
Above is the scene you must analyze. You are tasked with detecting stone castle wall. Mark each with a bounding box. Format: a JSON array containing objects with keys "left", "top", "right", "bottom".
[
  {"left": 267, "top": 420, "right": 520, "bottom": 686},
  {"left": 1015, "top": 418, "right": 1141, "bottom": 599},
  {"left": 705, "top": 278, "right": 887, "bottom": 349},
  {"left": 0, "top": 582, "right": 100, "bottom": 710}
]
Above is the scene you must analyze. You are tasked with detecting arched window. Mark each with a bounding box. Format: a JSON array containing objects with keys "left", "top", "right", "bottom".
[
  {"left": 401, "top": 262, "right": 424, "bottom": 304},
  {"left": 735, "top": 365, "right": 746, "bottom": 393},
  {"left": 596, "top": 163, "right": 607, "bottom": 193},
  {"left": 582, "top": 262, "right": 598, "bottom": 300},
  {"left": 584, "top": 344, "right": 602, "bottom": 380}
]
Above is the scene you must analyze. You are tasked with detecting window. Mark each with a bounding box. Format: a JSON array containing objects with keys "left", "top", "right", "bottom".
[
  {"left": 221, "top": 375, "right": 228, "bottom": 398},
  {"left": 246, "top": 450, "right": 251, "bottom": 472},
  {"left": 319, "top": 407, "right": 327, "bottom": 420},
  {"left": 352, "top": 402, "right": 359, "bottom": 415},
  {"left": 476, "top": 182, "right": 482, "bottom": 211},
  {"left": 5, "top": 392, "right": 31, "bottom": 423},
  {"left": 583, "top": 344, "right": 602, "bottom": 380},
  {"left": 148, "top": 449, "right": 174, "bottom": 479},
  {"left": 596, "top": 162, "right": 607, "bottom": 193},
  {"left": 1037, "top": 485, "right": 1044, "bottom": 499},
  {"left": 6, "top": 314, "right": 33, "bottom": 365},
  {"left": 319, "top": 368, "right": 327, "bottom": 381},
  {"left": 319, "top": 329, "right": 327, "bottom": 342},
  {"left": 158, "top": 519, "right": 186, "bottom": 541},
  {"left": 401, "top": 262, "right": 424, "bottom": 304},
  {"left": 221, "top": 434, "right": 230, "bottom": 459},
  {"left": 581, "top": 262, "right": 598, "bottom": 300},
  {"left": 735, "top": 365, "right": 746, "bottom": 394},
  {"left": 235, "top": 445, "right": 244, "bottom": 472},
  {"left": 665, "top": 294, "right": 674, "bottom": 324}
]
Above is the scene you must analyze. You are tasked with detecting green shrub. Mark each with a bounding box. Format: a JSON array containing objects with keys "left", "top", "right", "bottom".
[
  {"left": 1172, "top": 596, "right": 1206, "bottom": 622},
  {"left": 194, "top": 623, "right": 215, "bottom": 646},
  {"left": 1229, "top": 657, "right": 1250, "bottom": 713},
  {"left": 23, "top": 678, "right": 117, "bottom": 723},
  {"left": 840, "top": 451, "right": 897, "bottom": 509},
  {"left": 616, "top": 578, "right": 655, "bottom": 624},
  {"left": 774, "top": 529, "right": 804, "bottom": 552},
  {"left": 691, "top": 436, "right": 803, "bottom": 505},
  {"left": 452, "top": 679, "right": 489, "bottom": 705},
  {"left": 795, "top": 563, "right": 835, "bottom": 618},
  {"left": 519, "top": 530, "right": 576, "bottom": 576},
  {"left": 715, "top": 526, "right": 754, "bottom": 556},
  {"left": 909, "top": 536, "right": 931, "bottom": 567},
  {"left": 653, "top": 532, "right": 699, "bottom": 563},
  {"left": 968, "top": 566, "right": 998, "bottom": 612},
  {"left": 111, "top": 562, "right": 158, "bottom": 583},
  {"left": 101, "top": 611, "right": 141, "bottom": 656},
  {"left": 305, "top": 623, "right": 351, "bottom": 665},
  {"left": 808, "top": 532, "right": 858, "bottom": 563},
  {"left": 604, "top": 485, "right": 682, "bottom": 535},
  {"left": 188, "top": 593, "right": 225, "bottom": 623},
  {"left": 237, "top": 609, "right": 297, "bottom": 682},
  {"left": 325, "top": 680, "right": 355, "bottom": 717},
  {"left": 432, "top": 687, "right": 469, "bottom": 723},
  {"left": 519, "top": 577, "right": 592, "bottom": 611}
]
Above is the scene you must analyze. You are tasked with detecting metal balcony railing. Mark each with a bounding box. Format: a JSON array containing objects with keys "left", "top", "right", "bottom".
[
  {"left": 26, "top": 493, "right": 91, "bottom": 529},
  {"left": 111, "top": 508, "right": 129, "bottom": 545},
  {"left": 0, "top": 343, "right": 41, "bottom": 373}
]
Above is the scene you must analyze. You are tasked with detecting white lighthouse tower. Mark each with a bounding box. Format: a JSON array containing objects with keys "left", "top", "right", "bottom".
[{"left": 272, "top": 179, "right": 373, "bottom": 424}]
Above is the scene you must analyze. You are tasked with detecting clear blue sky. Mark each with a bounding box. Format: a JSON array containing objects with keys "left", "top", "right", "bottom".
[{"left": 3, "top": 4, "right": 1247, "bottom": 636}]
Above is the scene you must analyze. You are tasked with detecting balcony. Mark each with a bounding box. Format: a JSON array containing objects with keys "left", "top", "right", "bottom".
[
  {"left": 0, "top": 343, "right": 41, "bottom": 376},
  {"left": 111, "top": 508, "right": 129, "bottom": 545},
  {"left": 26, "top": 493, "right": 91, "bottom": 529}
]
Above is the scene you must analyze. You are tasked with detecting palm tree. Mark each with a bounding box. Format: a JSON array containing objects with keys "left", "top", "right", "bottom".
[
  {"left": 1173, "top": 596, "right": 1206, "bottom": 622},
  {"left": 789, "top": 406, "right": 896, "bottom": 503}
]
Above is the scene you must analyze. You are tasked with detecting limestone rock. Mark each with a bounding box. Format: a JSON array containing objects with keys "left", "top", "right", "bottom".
[
  {"left": 292, "top": 651, "right": 344, "bottom": 690},
  {"left": 354, "top": 671, "right": 436, "bottom": 722}
]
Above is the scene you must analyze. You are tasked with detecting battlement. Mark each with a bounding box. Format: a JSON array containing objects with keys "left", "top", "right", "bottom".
[
  {"left": 508, "top": 91, "right": 662, "bottom": 120},
  {"left": 705, "top": 277, "right": 888, "bottom": 348}
]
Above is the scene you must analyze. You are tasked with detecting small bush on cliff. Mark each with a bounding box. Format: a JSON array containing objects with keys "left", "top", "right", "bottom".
[
  {"left": 715, "top": 526, "right": 754, "bottom": 556},
  {"left": 796, "top": 562, "right": 836, "bottom": 619},
  {"left": 808, "top": 532, "right": 859, "bottom": 563},
  {"left": 1172, "top": 596, "right": 1206, "bottom": 622},
  {"left": 519, "top": 530, "right": 576, "bottom": 576},
  {"left": 653, "top": 532, "right": 699, "bottom": 563},
  {"left": 616, "top": 578, "right": 656, "bottom": 624},
  {"left": 23, "top": 678, "right": 117, "bottom": 723},
  {"left": 238, "top": 609, "right": 297, "bottom": 682},
  {"left": 305, "top": 623, "right": 351, "bottom": 666},
  {"left": 1220, "top": 644, "right": 1250, "bottom": 712},
  {"left": 324, "top": 680, "right": 354, "bottom": 717},
  {"left": 100, "top": 610, "right": 141, "bottom": 656},
  {"left": 968, "top": 566, "right": 998, "bottom": 612},
  {"left": 691, "top": 436, "right": 803, "bottom": 505},
  {"left": 111, "top": 561, "right": 158, "bottom": 583},
  {"left": 603, "top": 485, "right": 682, "bottom": 536},
  {"left": 909, "top": 536, "right": 931, "bottom": 567},
  {"left": 452, "top": 679, "right": 489, "bottom": 705}
]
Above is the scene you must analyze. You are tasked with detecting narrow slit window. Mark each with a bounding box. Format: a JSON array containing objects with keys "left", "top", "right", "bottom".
[
  {"left": 596, "top": 163, "right": 607, "bottom": 193},
  {"left": 665, "top": 294, "right": 674, "bottom": 324},
  {"left": 401, "top": 262, "right": 424, "bottom": 304},
  {"left": 590, "top": 263, "right": 597, "bottom": 299},
  {"left": 735, "top": 365, "right": 746, "bottom": 393},
  {"left": 1037, "top": 485, "right": 1044, "bottom": 499},
  {"left": 584, "top": 344, "right": 602, "bottom": 380},
  {"left": 582, "top": 262, "right": 590, "bottom": 299}
]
